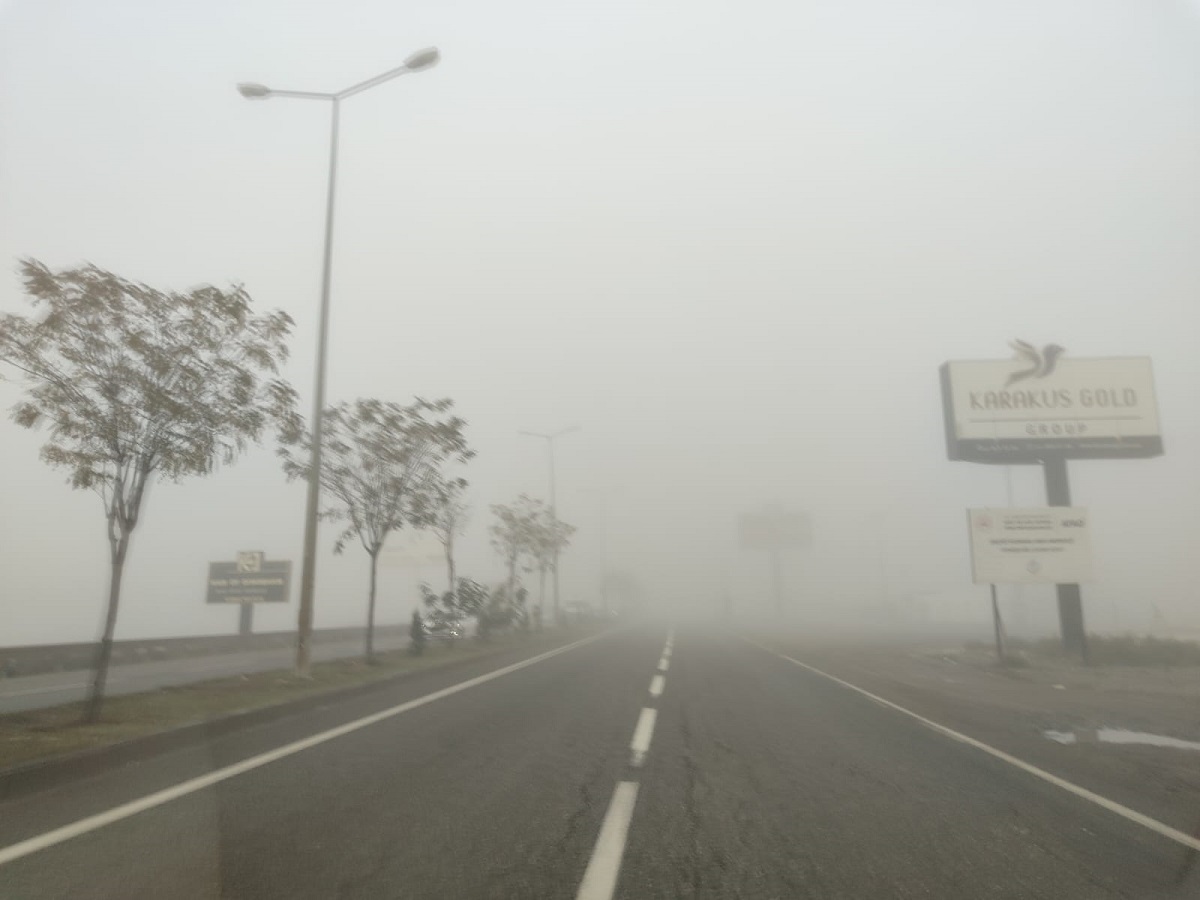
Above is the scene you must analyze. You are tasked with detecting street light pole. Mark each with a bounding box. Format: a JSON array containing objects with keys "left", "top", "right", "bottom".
[
  {"left": 237, "top": 47, "right": 440, "bottom": 675},
  {"left": 519, "top": 425, "right": 579, "bottom": 625}
]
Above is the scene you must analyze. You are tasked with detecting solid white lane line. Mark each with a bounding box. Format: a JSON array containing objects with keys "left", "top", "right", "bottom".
[
  {"left": 0, "top": 632, "right": 612, "bottom": 868},
  {"left": 657, "top": 657, "right": 669, "bottom": 673},
  {"left": 746, "top": 639, "right": 1200, "bottom": 854},
  {"left": 575, "top": 781, "right": 639, "bottom": 900},
  {"left": 649, "top": 674, "right": 664, "bottom": 698},
  {"left": 629, "top": 707, "right": 658, "bottom": 767}
]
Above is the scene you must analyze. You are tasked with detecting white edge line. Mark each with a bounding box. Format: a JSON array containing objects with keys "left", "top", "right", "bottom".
[
  {"left": 575, "top": 781, "right": 639, "bottom": 900},
  {"left": 744, "top": 638, "right": 1200, "bottom": 853},
  {"left": 0, "top": 631, "right": 612, "bottom": 868},
  {"left": 648, "top": 674, "right": 664, "bottom": 698},
  {"left": 629, "top": 707, "right": 658, "bottom": 767}
]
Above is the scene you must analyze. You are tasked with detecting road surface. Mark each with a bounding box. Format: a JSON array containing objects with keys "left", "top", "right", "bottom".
[
  {"left": 0, "top": 635, "right": 408, "bottom": 714},
  {"left": 0, "top": 627, "right": 1195, "bottom": 898}
]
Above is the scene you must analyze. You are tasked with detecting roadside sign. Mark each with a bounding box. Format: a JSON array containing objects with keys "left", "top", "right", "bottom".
[
  {"left": 379, "top": 530, "right": 444, "bottom": 569},
  {"left": 207, "top": 555, "right": 292, "bottom": 604},
  {"left": 941, "top": 355, "right": 1162, "bottom": 462},
  {"left": 967, "top": 508, "right": 1093, "bottom": 585}
]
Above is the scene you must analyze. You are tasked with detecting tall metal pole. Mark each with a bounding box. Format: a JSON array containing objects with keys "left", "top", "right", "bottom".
[
  {"left": 237, "top": 49, "right": 439, "bottom": 677},
  {"left": 520, "top": 426, "right": 577, "bottom": 625},
  {"left": 547, "top": 437, "right": 562, "bottom": 625},
  {"left": 295, "top": 98, "right": 340, "bottom": 676}
]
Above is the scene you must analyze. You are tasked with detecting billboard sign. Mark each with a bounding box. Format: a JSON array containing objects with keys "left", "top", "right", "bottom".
[
  {"left": 207, "top": 555, "right": 292, "bottom": 604},
  {"left": 379, "top": 530, "right": 445, "bottom": 569},
  {"left": 739, "top": 507, "right": 811, "bottom": 551},
  {"left": 941, "top": 347, "right": 1162, "bottom": 463},
  {"left": 967, "top": 507, "right": 1093, "bottom": 585}
]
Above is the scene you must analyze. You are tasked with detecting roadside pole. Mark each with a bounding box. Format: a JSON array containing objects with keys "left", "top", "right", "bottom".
[
  {"left": 1042, "top": 455, "right": 1089, "bottom": 663},
  {"left": 989, "top": 584, "right": 1006, "bottom": 663}
]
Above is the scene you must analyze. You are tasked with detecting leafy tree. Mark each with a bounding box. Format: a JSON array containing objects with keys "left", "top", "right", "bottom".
[
  {"left": 423, "top": 476, "right": 469, "bottom": 605},
  {"left": 278, "top": 398, "right": 472, "bottom": 661},
  {"left": 0, "top": 259, "right": 297, "bottom": 721},
  {"left": 421, "top": 576, "right": 489, "bottom": 638},
  {"left": 530, "top": 513, "right": 577, "bottom": 622},
  {"left": 489, "top": 494, "right": 547, "bottom": 604}
]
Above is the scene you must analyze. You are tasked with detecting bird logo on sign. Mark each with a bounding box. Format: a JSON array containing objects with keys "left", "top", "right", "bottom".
[{"left": 1006, "top": 340, "right": 1066, "bottom": 387}]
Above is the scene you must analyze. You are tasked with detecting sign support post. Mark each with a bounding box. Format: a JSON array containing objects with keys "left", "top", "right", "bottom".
[
  {"left": 739, "top": 507, "right": 811, "bottom": 618},
  {"left": 239, "top": 603, "right": 254, "bottom": 637},
  {"left": 1042, "top": 455, "right": 1088, "bottom": 663},
  {"left": 769, "top": 548, "right": 784, "bottom": 617},
  {"left": 989, "top": 584, "right": 1007, "bottom": 663}
]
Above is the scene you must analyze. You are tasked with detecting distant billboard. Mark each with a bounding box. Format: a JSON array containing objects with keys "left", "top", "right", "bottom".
[
  {"left": 206, "top": 553, "right": 292, "bottom": 604},
  {"left": 739, "top": 508, "right": 811, "bottom": 551},
  {"left": 967, "top": 507, "right": 1093, "bottom": 585},
  {"left": 940, "top": 351, "right": 1162, "bottom": 463}
]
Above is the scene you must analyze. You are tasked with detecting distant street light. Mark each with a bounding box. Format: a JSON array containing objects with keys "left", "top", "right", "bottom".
[
  {"left": 236, "top": 47, "right": 441, "bottom": 675},
  {"left": 520, "top": 425, "right": 579, "bottom": 624}
]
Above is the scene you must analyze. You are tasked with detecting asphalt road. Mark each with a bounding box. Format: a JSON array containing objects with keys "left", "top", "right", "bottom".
[
  {"left": 0, "top": 627, "right": 1195, "bottom": 899},
  {"left": 0, "top": 635, "right": 409, "bottom": 714}
]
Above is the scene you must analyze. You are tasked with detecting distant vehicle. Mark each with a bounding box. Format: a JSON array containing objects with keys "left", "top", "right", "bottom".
[{"left": 426, "top": 618, "right": 465, "bottom": 641}]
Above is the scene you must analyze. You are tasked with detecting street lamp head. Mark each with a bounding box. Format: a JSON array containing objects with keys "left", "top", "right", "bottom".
[
  {"left": 237, "top": 82, "right": 272, "bottom": 99},
  {"left": 404, "top": 47, "right": 441, "bottom": 71}
]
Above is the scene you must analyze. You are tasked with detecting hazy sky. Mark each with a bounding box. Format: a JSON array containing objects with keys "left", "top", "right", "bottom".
[{"left": 2, "top": 0, "right": 1199, "bottom": 645}]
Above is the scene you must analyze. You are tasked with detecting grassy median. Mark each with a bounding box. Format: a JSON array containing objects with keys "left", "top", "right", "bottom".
[{"left": 0, "top": 629, "right": 586, "bottom": 772}]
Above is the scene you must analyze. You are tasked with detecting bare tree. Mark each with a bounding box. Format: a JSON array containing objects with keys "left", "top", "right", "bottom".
[
  {"left": 278, "top": 398, "right": 472, "bottom": 661},
  {"left": 0, "top": 259, "right": 298, "bottom": 721}
]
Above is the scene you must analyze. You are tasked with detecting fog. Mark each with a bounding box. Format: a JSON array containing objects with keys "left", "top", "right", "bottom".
[{"left": 2, "top": 0, "right": 1199, "bottom": 647}]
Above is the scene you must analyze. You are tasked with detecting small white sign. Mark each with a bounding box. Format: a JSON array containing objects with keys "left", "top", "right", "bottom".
[
  {"left": 236, "top": 551, "right": 264, "bottom": 574},
  {"left": 967, "top": 507, "right": 1093, "bottom": 585},
  {"left": 379, "top": 530, "right": 444, "bottom": 569}
]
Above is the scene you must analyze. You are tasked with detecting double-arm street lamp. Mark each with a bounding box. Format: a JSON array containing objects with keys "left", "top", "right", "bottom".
[{"left": 237, "top": 47, "right": 440, "bottom": 674}]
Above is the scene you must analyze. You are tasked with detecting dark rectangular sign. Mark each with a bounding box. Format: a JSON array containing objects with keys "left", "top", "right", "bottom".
[{"left": 206, "top": 561, "right": 292, "bottom": 604}]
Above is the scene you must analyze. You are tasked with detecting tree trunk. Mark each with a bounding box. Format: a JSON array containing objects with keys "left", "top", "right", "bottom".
[
  {"left": 83, "top": 537, "right": 128, "bottom": 724},
  {"left": 539, "top": 565, "right": 547, "bottom": 617},
  {"left": 446, "top": 531, "right": 457, "bottom": 607},
  {"left": 507, "top": 553, "right": 517, "bottom": 603},
  {"left": 365, "top": 548, "right": 379, "bottom": 662}
]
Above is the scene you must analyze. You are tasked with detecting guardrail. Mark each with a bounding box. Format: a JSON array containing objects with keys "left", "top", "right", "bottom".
[{"left": 0, "top": 625, "right": 408, "bottom": 678}]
